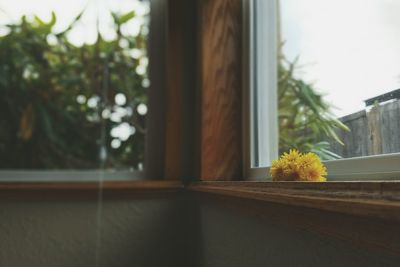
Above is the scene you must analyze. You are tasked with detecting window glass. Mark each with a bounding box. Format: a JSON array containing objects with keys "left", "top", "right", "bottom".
[
  {"left": 279, "top": 0, "right": 400, "bottom": 160},
  {"left": 0, "top": 0, "right": 150, "bottom": 170}
]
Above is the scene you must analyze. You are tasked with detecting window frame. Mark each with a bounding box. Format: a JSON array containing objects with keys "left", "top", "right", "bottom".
[
  {"left": 244, "top": 0, "right": 400, "bottom": 181},
  {"left": 0, "top": 0, "right": 167, "bottom": 182},
  {"left": 243, "top": 0, "right": 278, "bottom": 180}
]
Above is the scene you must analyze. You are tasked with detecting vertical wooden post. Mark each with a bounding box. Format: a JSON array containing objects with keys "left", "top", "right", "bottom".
[
  {"left": 379, "top": 101, "right": 400, "bottom": 154},
  {"left": 164, "top": 0, "right": 184, "bottom": 179},
  {"left": 164, "top": 0, "right": 198, "bottom": 181},
  {"left": 198, "top": 0, "right": 243, "bottom": 180},
  {"left": 367, "top": 106, "right": 383, "bottom": 155},
  {"left": 145, "top": 0, "right": 167, "bottom": 179}
]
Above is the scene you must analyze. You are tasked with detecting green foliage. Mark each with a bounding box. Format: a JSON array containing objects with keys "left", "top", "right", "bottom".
[
  {"left": 278, "top": 56, "right": 349, "bottom": 160},
  {"left": 0, "top": 11, "right": 148, "bottom": 169}
]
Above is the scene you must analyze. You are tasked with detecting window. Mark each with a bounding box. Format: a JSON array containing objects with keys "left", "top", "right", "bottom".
[
  {"left": 0, "top": 0, "right": 164, "bottom": 181},
  {"left": 243, "top": 0, "right": 279, "bottom": 179},
  {"left": 245, "top": 0, "right": 400, "bottom": 180}
]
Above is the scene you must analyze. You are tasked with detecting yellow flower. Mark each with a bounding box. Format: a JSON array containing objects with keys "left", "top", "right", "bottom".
[
  {"left": 270, "top": 150, "right": 327, "bottom": 182},
  {"left": 297, "top": 152, "right": 327, "bottom": 182},
  {"left": 281, "top": 149, "right": 301, "bottom": 163},
  {"left": 282, "top": 159, "right": 300, "bottom": 181},
  {"left": 270, "top": 159, "right": 286, "bottom": 181}
]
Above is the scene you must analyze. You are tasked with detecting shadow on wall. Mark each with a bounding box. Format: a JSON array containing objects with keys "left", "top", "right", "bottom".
[
  {"left": 0, "top": 193, "right": 196, "bottom": 267},
  {"left": 194, "top": 195, "right": 400, "bottom": 267}
]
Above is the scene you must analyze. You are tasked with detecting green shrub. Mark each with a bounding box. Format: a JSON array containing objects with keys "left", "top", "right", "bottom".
[
  {"left": 278, "top": 55, "right": 349, "bottom": 160},
  {"left": 0, "top": 11, "right": 148, "bottom": 169}
]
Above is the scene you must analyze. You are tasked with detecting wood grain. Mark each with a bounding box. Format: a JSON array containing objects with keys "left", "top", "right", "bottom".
[
  {"left": 198, "top": 0, "right": 243, "bottom": 181},
  {"left": 381, "top": 100, "right": 400, "bottom": 153},
  {"left": 329, "top": 111, "right": 369, "bottom": 157},
  {"left": 367, "top": 105, "right": 383, "bottom": 155},
  {"left": 0, "top": 180, "right": 182, "bottom": 190},
  {"left": 0, "top": 181, "right": 182, "bottom": 199},
  {"left": 326, "top": 100, "right": 400, "bottom": 158},
  {"left": 196, "top": 192, "right": 400, "bottom": 256},
  {"left": 189, "top": 181, "right": 400, "bottom": 222}
]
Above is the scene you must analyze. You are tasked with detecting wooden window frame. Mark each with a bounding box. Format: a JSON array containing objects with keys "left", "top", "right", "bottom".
[
  {"left": 1, "top": 1, "right": 399, "bottom": 186},
  {"left": 0, "top": 0, "right": 399, "bottom": 257},
  {"left": 192, "top": 0, "right": 400, "bottom": 255}
]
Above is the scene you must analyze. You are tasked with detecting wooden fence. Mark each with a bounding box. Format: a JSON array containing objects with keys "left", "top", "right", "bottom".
[{"left": 325, "top": 100, "right": 400, "bottom": 158}]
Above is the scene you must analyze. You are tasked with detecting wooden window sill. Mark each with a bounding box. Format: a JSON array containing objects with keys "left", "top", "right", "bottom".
[
  {"left": 0, "top": 180, "right": 182, "bottom": 191},
  {"left": 2, "top": 179, "right": 399, "bottom": 223},
  {"left": 0, "top": 181, "right": 183, "bottom": 199},
  {"left": 189, "top": 181, "right": 400, "bottom": 256},
  {"left": 2, "top": 179, "right": 399, "bottom": 217},
  {"left": 188, "top": 181, "right": 400, "bottom": 222}
]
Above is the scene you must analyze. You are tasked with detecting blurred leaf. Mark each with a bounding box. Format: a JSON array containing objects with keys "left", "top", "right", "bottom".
[
  {"left": 56, "top": 9, "right": 84, "bottom": 36},
  {"left": 34, "top": 12, "right": 56, "bottom": 28},
  {"left": 19, "top": 104, "right": 35, "bottom": 141},
  {"left": 120, "top": 11, "right": 136, "bottom": 24},
  {"left": 278, "top": 53, "right": 350, "bottom": 160}
]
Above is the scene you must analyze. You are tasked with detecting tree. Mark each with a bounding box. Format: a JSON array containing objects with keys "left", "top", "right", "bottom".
[{"left": 0, "top": 10, "right": 148, "bottom": 169}]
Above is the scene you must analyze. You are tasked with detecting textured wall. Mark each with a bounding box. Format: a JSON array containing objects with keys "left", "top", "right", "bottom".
[
  {"left": 0, "top": 194, "right": 191, "bottom": 267},
  {"left": 1, "top": 192, "right": 399, "bottom": 267},
  {"left": 195, "top": 196, "right": 400, "bottom": 267}
]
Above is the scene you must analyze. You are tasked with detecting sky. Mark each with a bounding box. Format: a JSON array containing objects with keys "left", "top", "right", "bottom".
[
  {"left": 0, "top": 0, "right": 149, "bottom": 46},
  {"left": 281, "top": 0, "right": 400, "bottom": 117}
]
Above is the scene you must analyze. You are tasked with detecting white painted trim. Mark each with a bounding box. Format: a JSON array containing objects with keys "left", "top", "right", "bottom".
[
  {"left": 252, "top": 0, "right": 279, "bottom": 168},
  {"left": 324, "top": 153, "right": 400, "bottom": 180},
  {"left": 247, "top": 167, "right": 271, "bottom": 181},
  {"left": 243, "top": 0, "right": 278, "bottom": 179},
  {"left": 259, "top": 153, "right": 400, "bottom": 181}
]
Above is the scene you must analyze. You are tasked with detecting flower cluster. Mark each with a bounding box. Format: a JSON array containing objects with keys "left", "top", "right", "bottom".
[{"left": 270, "top": 149, "right": 327, "bottom": 182}]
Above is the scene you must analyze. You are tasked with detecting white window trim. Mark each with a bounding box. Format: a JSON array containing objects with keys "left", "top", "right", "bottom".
[
  {"left": 243, "top": 0, "right": 278, "bottom": 180},
  {"left": 0, "top": 0, "right": 166, "bottom": 182},
  {"left": 323, "top": 153, "right": 400, "bottom": 181},
  {"left": 244, "top": 0, "right": 400, "bottom": 181}
]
